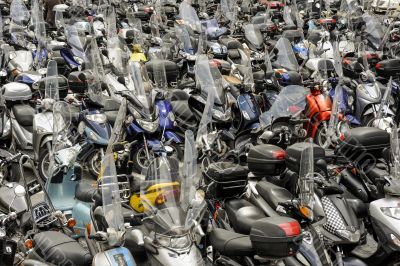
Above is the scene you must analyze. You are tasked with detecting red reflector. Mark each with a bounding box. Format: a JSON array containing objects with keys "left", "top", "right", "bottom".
[
  {"left": 376, "top": 63, "right": 381, "bottom": 70},
  {"left": 339, "top": 133, "right": 345, "bottom": 141},
  {"left": 279, "top": 221, "right": 301, "bottom": 237},
  {"left": 272, "top": 150, "right": 286, "bottom": 160}
]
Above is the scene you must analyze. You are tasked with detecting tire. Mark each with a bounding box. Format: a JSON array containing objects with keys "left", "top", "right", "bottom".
[
  {"left": 38, "top": 147, "right": 51, "bottom": 181},
  {"left": 314, "top": 123, "right": 330, "bottom": 149},
  {"left": 362, "top": 113, "right": 375, "bottom": 127},
  {"left": 132, "top": 143, "right": 183, "bottom": 174},
  {"left": 87, "top": 148, "right": 104, "bottom": 179},
  {"left": 38, "top": 145, "right": 63, "bottom": 182}
]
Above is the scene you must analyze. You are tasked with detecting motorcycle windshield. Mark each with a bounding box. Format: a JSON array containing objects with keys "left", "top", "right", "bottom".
[
  {"left": 151, "top": 59, "right": 168, "bottom": 89},
  {"left": 362, "top": 14, "right": 385, "bottom": 50},
  {"left": 149, "top": 13, "right": 162, "bottom": 39},
  {"left": 86, "top": 39, "right": 104, "bottom": 104},
  {"left": 339, "top": 0, "right": 359, "bottom": 13},
  {"left": 55, "top": 10, "right": 65, "bottom": 29},
  {"left": 275, "top": 37, "right": 299, "bottom": 71},
  {"left": 391, "top": 124, "right": 400, "bottom": 179},
  {"left": 259, "top": 85, "right": 307, "bottom": 127},
  {"left": 195, "top": 55, "right": 226, "bottom": 106},
  {"left": 10, "top": 0, "right": 29, "bottom": 25},
  {"left": 99, "top": 154, "right": 125, "bottom": 232},
  {"left": 299, "top": 140, "right": 315, "bottom": 220},
  {"left": 106, "top": 7, "right": 118, "bottom": 39},
  {"left": 45, "top": 60, "right": 59, "bottom": 100},
  {"left": 141, "top": 142, "right": 205, "bottom": 236},
  {"left": 175, "top": 24, "right": 195, "bottom": 55},
  {"left": 65, "top": 25, "right": 86, "bottom": 60},
  {"left": 179, "top": 1, "right": 201, "bottom": 32},
  {"left": 283, "top": 6, "right": 295, "bottom": 26},
  {"left": 375, "top": 77, "right": 392, "bottom": 123},
  {"left": 128, "top": 61, "right": 155, "bottom": 117},
  {"left": 49, "top": 102, "right": 72, "bottom": 177},
  {"left": 221, "top": 0, "right": 237, "bottom": 23},
  {"left": 243, "top": 24, "right": 263, "bottom": 49},
  {"left": 107, "top": 37, "right": 130, "bottom": 76},
  {"left": 238, "top": 49, "right": 254, "bottom": 88}
]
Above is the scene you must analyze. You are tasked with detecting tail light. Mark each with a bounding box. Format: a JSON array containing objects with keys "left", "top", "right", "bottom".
[
  {"left": 375, "top": 63, "right": 382, "bottom": 70},
  {"left": 272, "top": 150, "right": 286, "bottom": 160},
  {"left": 279, "top": 221, "right": 301, "bottom": 236}
]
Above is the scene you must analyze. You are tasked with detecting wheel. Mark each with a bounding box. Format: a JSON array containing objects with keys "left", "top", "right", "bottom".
[
  {"left": 87, "top": 148, "right": 104, "bottom": 179},
  {"left": 362, "top": 113, "right": 375, "bottom": 127},
  {"left": 38, "top": 147, "right": 52, "bottom": 181},
  {"left": 38, "top": 144, "right": 62, "bottom": 182},
  {"left": 314, "top": 123, "right": 330, "bottom": 149},
  {"left": 132, "top": 143, "right": 183, "bottom": 174}
]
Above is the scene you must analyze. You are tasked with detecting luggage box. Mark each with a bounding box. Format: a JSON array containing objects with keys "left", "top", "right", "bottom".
[
  {"left": 247, "top": 144, "right": 286, "bottom": 176},
  {"left": 250, "top": 216, "right": 302, "bottom": 258},
  {"left": 204, "top": 162, "right": 248, "bottom": 199},
  {"left": 285, "top": 142, "right": 325, "bottom": 173}
]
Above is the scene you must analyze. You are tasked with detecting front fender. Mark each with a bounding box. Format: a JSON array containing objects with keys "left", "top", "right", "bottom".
[{"left": 163, "top": 130, "right": 182, "bottom": 143}]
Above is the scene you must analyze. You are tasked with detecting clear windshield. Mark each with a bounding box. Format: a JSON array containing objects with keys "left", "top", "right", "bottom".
[
  {"left": 106, "top": 7, "right": 118, "bottom": 39},
  {"left": 151, "top": 59, "right": 168, "bottom": 89},
  {"left": 391, "top": 124, "right": 400, "bottom": 180},
  {"left": 107, "top": 37, "right": 130, "bottom": 76},
  {"left": 141, "top": 130, "right": 203, "bottom": 234},
  {"left": 45, "top": 60, "right": 59, "bottom": 100},
  {"left": 283, "top": 6, "right": 295, "bottom": 27},
  {"left": 195, "top": 55, "right": 225, "bottom": 106},
  {"left": 99, "top": 154, "right": 125, "bottom": 232},
  {"left": 221, "top": 0, "right": 237, "bottom": 29},
  {"left": 275, "top": 37, "right": 299, "bottom": 71},
  {"left": 149, "top": 13, "right": 162, "bottom": 39},
  {"left": 129, "top": 61, "right": 154, "bottom": 116},
  {"left": 10, "top": 0, "right": 29, "bottom": 25},
  {"left": 65, "top": 25, "right": 86, "bottom": 60},
  {"left": 106, "top": 99, "right": 127, "bottom": 154},
  {"left": 86, "top": 39, "right": 104, "bottom": 104},
  {"left": 179, "top": 0, "right": 201, "bottom": 32},
  {"left": 48, "top": 102, "right": 72, "bottom": 177},
  {"left": 260, "top": 85, "right": 307, "bottom": 127},
  {"left": 243, "top": 24, "right": 264, "bottom": 48},
  {"left": 362, "top": 14, "right": 385, "bottom": 50},
  {"left": 141, "top": 157, "right": 184, "bottom": 233},
  {"left": 299, "top": 140, "right": 315, "bottom": 220},
  {"left": 238, "top": 49, "right": 254, "bottom": 88},
  {"left": 175, "top": 24, "right": 195, "bottom": 54}
]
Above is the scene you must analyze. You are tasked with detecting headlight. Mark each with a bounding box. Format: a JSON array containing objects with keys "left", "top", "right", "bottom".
[
  {"left": 86, "top": 113, "right": 107, "bottom": 124},
  {"left": 74, "top": 56, "right": 84, "bottom": 65},
  {"left": 336, "top": 229, "right": 360, "bottom": 242},
  {"left": 213, "top": 108, "right": 231, "bottom": 121},
  {"left": 88, "top": 130, "right": 99, "bottom": 141},
  {"left": 241, "top": 110, "right": 250, "bottom": 120},
  {"left": 137, "top": 118, "right": 159, "bottom": 133},
  {"left": 156, "top": 234, "right": 171, "bottom": 247},
  {"left": 36, "top": 126, "right": 49, "bottom": 134},
  {"left": 381, "top": 207, "right": 400, "bottom": 220},
  {"left": 170, "top": 235, "right": 190, "bottom": 249}
]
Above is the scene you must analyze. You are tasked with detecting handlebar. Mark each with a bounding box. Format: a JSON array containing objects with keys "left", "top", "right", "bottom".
[{"left": 0, "top": 152, "right": 22, "bottom": 167}]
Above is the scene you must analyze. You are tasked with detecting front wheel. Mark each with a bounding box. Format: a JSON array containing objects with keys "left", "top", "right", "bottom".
[
  {"left": 87, "top": 148, "right": 104, "bottom": 179},
  {"left": 314, "top": 123, "right": 330, "bottom": 149}
]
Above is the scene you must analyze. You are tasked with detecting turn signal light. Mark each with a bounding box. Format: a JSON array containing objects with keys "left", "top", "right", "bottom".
[
  {"left": 24, "top": 239, "right": 33, "bottom": 249},
  {"left": 67, "top": 218, "right": 76, "bottom": 228},
  {"left": 86, "top": 223, "right": 92, "bottom": 236}
]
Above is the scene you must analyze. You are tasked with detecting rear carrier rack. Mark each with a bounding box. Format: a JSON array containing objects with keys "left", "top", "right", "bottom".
[{"left": 97, "top": 174, "right": 131, "bottom": 203}]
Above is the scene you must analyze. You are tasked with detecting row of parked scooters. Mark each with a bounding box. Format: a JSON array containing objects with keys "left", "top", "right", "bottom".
[{"left": 1, "top": 0, "right": 400, "bottom": 265}]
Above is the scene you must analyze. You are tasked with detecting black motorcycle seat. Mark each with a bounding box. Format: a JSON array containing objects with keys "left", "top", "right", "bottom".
[
  {"left": 256, "top": 181, "right": 293, "bottom": 210},
  {"left": 219, "top": 37, "right": 243, "bottom": 50},
  {"left": 367, "top": 167, "right": 388, "bottom": 184},
  {"left": 33, "top": 231, "right": 92, "bottom": 266},
  {"left": 75, "top": 180, "right": 97, "bottom": 203},
  {"left": 209, "top": 229, "right": 254, "bottom": 257},
  {"left": 12, "top": 104, "right": 35, "bottom": 128},
  {"left": 170, "top": 100, "right": 195, "bottom": 121},
  {"left": 346, "top": 198, "right": 368, "bottom": 218},
  {"left": 169, "top": 90, "right": 190, "bottom": 101},
  {"left": 225, "top": 199, "right": 266, "bottom": 234}
]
